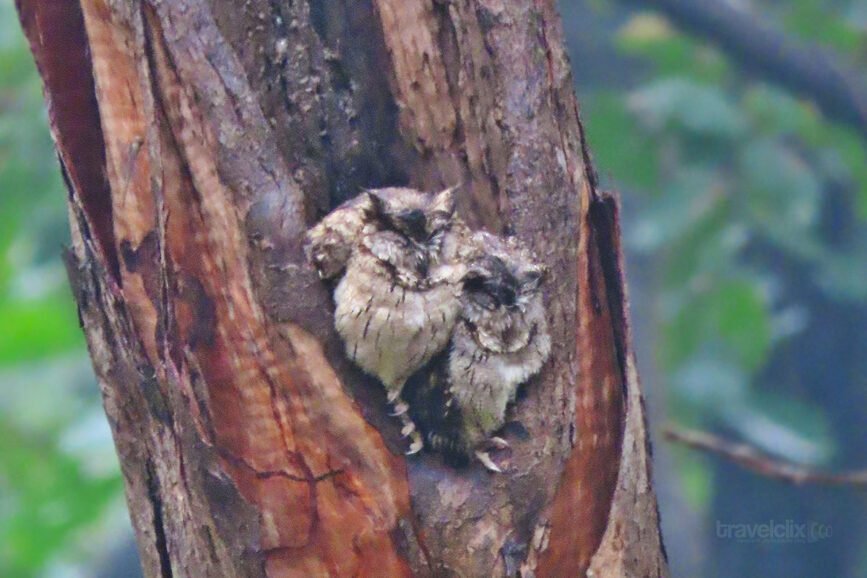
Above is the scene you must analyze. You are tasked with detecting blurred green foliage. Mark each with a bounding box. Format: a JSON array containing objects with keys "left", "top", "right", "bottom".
[
  {"left": 0, "top": 2, "right": 124, "bottom": 576},
  {"left": 581, "top": 3, "right": 867, "bottom": 511}
]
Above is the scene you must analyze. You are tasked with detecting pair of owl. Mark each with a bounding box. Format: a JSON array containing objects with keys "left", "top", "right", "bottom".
[{"left": 304, "top": 187, "right": 551, "bottom": 472}]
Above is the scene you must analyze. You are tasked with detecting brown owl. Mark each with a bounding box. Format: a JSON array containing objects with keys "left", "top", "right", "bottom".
[
  {"left": 330, "top": 187, "right": 467, "bottom": 453},
  {"left": 405, "top": 232, "right": 551, "bottom": 471}
]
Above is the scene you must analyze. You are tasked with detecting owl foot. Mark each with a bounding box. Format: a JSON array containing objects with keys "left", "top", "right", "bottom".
[
  {"left": 386, "top": 389, "right": 402, "bottom": 404},
  {"left": 404, "top": 423, "right": 424, "bottom": 455},
  {"left": 474, "top": 437, "right": 510, "bottom": 472},
  {"left": 406, "top": 435, "right": 424, "bottom": 455},
  {"left": 475, "top": 450, "right": 502, "bottom": 473},
  {"left": 389, "top": 402, "right": 409, "bottom": 416},
  {"left": 488, "top": 436, "right": 510, "bottom": 449},
  {"left": 395, "top": 410, "right": 424, "bottom": 455}
]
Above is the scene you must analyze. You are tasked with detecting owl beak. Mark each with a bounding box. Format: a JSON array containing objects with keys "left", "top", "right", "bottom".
[
  {"left": 417, "top": 254, "right": 430, "bottom": 277},
  {"left": 498, "top": 283, "right": 518, "bottom": 309}
]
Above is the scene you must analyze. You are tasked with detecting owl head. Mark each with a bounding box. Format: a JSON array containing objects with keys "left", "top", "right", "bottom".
[
  {"left": 363, "top": 186, "right": 457, "bottom": 246},
  {"left": 358, "top": 187, "right": 459, "bottom": 285},
  {"left": 459, "top": 233, "right": 547, "bottom": 352}
]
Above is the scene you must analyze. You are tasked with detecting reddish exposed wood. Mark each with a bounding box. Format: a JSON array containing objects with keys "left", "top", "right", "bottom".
[
  {"left": 17, "top": 0, "right": 669, "bottom": 576},
  {"left": 586, "top": 196, "right": 667, "bottom": 578},
  {"left": 534, "top": 192, "right": 626, "bottom": 576},
  {"left": 15, "top": 0, "right": 118, "bottom": 277},
  {"left": 80, "top": 0, "right": 160, "bottom": 366}
]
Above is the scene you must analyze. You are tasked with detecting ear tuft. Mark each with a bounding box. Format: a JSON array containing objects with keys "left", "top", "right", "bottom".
[
  {"left": 364, "top": 190, "right": 387, "bottom": 218},
  {"left": 431, "top": 186, "right": 457, "bottom": 216}
]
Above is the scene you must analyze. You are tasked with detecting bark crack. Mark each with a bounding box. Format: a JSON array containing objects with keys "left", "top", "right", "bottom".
[{"left": 145, "top": 460, "right": 174, "bottom": 578}]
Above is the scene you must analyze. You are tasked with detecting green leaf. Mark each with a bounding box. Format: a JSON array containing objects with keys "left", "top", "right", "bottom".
[
  {"left": 738, "top": 138, "right": 821, "bottom": 249},
  {"left": 711, "top": 279, "right": 772, "bottom": 371},
  {"left": 782, "top": 0, "right": 864, "bottom": 52},
  {"left": 629, "top": 78, "right": 748, "bottom": 140},
  {"left": 664, "top": 278, "right": 771, "bottom": 372},
  {"left": 674, "top": 450, "right": 713, "bottom": 511},
  {"left": 628, "top": 166, "right": 725, "bottom": 253},
  {"left": 583, "top": 92, "right": 660, "bottom": 190},
  {"left": 742, "top": 84, "right": 819, "bottom": 136},
  {"left": 0, "top": 295, "right": 84, "bottom": 363},
  {"left": 662, "top": 199, "right": 740, "bottom": 288},
  {"left": 0, "top": 422, "right": 121, "bottom": 577},
  {"left": 616, "top": 13, "right": 730, "bottom": 82}
]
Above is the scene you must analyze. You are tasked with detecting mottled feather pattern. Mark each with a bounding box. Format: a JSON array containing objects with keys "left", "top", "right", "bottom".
[
  {"left": 305, "top": 187, "right": 551, "bottom": 469},
  {"left": 403, "top": 352, "right": 471, "bottom": 467},
  {"left": 407, "top": 232, "right": 551, "bottom": 468},
  {"left": 304, "top": 193, "right": 378, "bottom": 280},
  {"left": 334, "top": 248, "right": 460, "bottom": 390}
]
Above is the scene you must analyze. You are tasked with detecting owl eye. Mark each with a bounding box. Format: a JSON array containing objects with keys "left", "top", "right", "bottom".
[
  {"left": 471, "top": 289, "right": 498, "bottom": 310},
  {"left": 519, "top": 266, "right": 547, "bottom": 293},
  {"left": 463, "top": 273, "right": 487, "bottom": 294},
  {"left": 463, "top": 273, "right": 500, "bottom": 310},
  {"left": 392, "top": 209, "right": 428, "bottom": 241}
]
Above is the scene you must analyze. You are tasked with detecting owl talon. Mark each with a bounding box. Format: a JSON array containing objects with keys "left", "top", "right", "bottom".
[
  {"left": 489, "top": 436, "right": 510, "bottom": 449},
  {"left": 386, "top": 390, "right": 402, "bottom": 404},
  {"left": 406, "top": 439, "right": 424, "bottom": 455},
  {"left": 401, "top": 422, "right": 416, "bottom": 437},
  {"left": 390, "top": 402, "right": 409, "bottom": 416},
  {"left": 475, "top": 451, "right": 502, "bottom": 473}
]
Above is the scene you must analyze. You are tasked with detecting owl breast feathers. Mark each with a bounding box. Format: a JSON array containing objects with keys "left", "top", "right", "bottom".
[{"left": 330, "top": 187, "right": 467, "bottom": 392}]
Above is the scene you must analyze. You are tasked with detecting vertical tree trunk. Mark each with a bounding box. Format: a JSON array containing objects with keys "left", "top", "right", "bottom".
[{"left": 16, "top": 0, "right": 668, "bottom": 576}]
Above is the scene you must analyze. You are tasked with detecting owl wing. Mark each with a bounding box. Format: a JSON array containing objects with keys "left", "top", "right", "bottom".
[
  {"left": 304, "top": 194, "right": 374, "bottom": 279},
  {"left": 403, "top": 350, "right": 471, "bottom": 467}
]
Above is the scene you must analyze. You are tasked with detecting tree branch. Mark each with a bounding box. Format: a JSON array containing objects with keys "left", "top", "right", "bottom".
[
  {"left": 623, "top": 0, "right": 867, "bottom": 140},
  {"left": 664, "top": 425, "right": 867, "bottom": 488}
]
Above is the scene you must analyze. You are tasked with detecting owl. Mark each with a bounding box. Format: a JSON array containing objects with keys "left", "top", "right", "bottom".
[
  {"left": 405, "top": 232, "right": 551, "bottom": 472},
  {"left": 330, "top": 187, "right": 468, "bottom": 452}
]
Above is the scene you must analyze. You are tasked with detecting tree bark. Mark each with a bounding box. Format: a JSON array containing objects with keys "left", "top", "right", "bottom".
[{"left": 16, "top": 0, "right": 668, "bottom": 576}]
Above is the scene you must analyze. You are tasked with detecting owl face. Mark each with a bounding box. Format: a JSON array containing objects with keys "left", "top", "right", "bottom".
[
  {"left": 303, "top": 186, "right": 457, "bottom": 281},
  {"left": 360, "top": 187, "right": 458, "bottom": 285},
  {"left": 367, "top": 187, "right": 454, "bottom": 241},
  {"left": 459, "top": 233, "right": 547, "bottom": 352},
  {"left": 462, "top": 258, "right": 544, "bottom": 312}
]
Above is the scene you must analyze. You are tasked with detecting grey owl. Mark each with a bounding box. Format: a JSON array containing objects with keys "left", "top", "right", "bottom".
[
  {"left": 405, "top": 232, "right": 551, "bottom": 472},
  {"left": 332, "top": 187, "right": 467, "bottom": 452}
]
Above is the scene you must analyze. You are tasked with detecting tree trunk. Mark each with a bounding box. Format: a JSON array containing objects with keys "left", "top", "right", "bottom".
[{"left": 16, "top": 0, "right": 668, "bottom": 576}]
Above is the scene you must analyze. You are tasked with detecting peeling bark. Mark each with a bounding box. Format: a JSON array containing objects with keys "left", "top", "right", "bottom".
[{"left": 17, "top": 0, "right": 668, "bottom": 576}]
